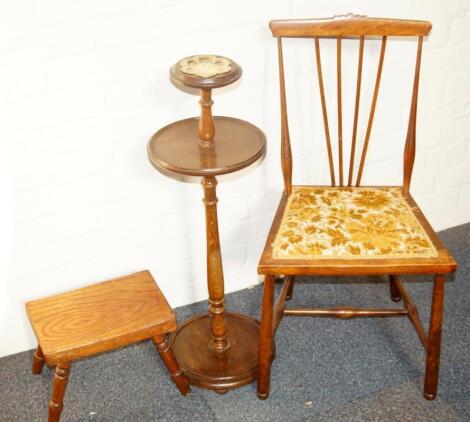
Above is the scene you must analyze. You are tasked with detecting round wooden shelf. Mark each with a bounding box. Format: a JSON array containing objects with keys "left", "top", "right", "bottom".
[
  {"left": 170, "top": 313, "right": 259, "bottom": 392},
  {"left": 147, "top": 116, "right": 266, "bottom": 178}
]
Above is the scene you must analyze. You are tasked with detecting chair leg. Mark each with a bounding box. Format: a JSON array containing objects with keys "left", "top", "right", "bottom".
[
  {"left": 153, "top": 334, "right": 190, "bottom": 395},
  {"left": 389, "top": 275, "right": 402, "bottom": 302},
  {"left": 32, "top": 345, "right": 45, "bottom": 374},
  {"left": 286, "top": 276, "right": 295, "bottom": 301},
  {"left": 424, "top": 274, "right": 445, "bottom": 400},
  {"left": 258, "top": 274, "right": 275, "bottom": 400},
  {"left": 48, "top": 362, "right": 70, "bottom": 422}
]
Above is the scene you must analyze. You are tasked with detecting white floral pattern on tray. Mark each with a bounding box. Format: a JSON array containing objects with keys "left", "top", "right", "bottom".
[{"left": 273, "top": 187, "right": 438, "bottom": 260}]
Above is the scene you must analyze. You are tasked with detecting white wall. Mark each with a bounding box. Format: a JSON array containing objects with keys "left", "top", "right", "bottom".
[{"left": 1, "top": 0, "right": 469, "bottom": 357}]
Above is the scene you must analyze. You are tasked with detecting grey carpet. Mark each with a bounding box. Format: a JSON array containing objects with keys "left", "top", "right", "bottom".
[{"left": 1, "top": 223, "right": 469, "bottom": 421}]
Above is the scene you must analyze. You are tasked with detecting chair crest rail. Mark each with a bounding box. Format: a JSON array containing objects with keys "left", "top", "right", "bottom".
[{"left": 269, "top": 15, "right": 432, "bottom": 37}]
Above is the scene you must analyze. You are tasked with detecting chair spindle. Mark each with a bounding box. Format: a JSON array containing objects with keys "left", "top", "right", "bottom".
[
  {"left": 348, "top": 35, "right": 365, "bottom": 186},
  {"left": 315, "top": 37, "right": 336, "bottom": 186},
  {"left": 337, "top": 36, "right": 343, "bottom": 186},
  {"left": 277, "top": 37, "right": 293, "bottom": 195},
  {"left": 403, "top": 36, "right": 423, "bottom": 196},
  {"left": 356, "top": 35, "right": 387, "bottom": 186}
]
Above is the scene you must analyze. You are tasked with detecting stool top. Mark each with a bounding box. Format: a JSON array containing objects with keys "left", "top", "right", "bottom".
[
  {"left": 170, "top": 54, "right": 242, "bottom": 89},
  {"left": 25, "top": 271, "right": 175, "bottom": 364}
]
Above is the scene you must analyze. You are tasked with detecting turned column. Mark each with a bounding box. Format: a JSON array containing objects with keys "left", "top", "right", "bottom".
[
  {"left": 199, "top": 87, "right": 229, "bottom": 352},
  {"left": 199, "top": 89, "right": 215, "bottom": 147},
  {"left": 202, "top": 176, "right": 229, "bottom": 352}
]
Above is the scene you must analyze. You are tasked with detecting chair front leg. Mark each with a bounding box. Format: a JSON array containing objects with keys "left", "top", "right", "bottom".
[
  {"left": 424, "top": 274, "right": 445, "bottom": 400},
  {"left": 48, "top": 362, "right": 70, "bottom": 422},
  {"left": 257, "top": 274, "right": 275, "bottom": 400}
]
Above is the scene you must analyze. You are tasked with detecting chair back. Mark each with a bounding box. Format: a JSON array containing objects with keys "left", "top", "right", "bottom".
[{"left": 269, "top": 14, "right": 432, "bottom": 195}]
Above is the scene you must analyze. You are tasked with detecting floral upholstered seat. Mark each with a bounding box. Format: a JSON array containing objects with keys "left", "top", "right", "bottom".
[{"left": 272, "top": 187, "right": 438, "bottom": 260}]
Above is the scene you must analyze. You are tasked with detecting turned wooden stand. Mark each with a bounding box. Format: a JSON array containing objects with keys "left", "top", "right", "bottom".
[{"left": 147, "top": 55, "right": 266, "bottom": 393}]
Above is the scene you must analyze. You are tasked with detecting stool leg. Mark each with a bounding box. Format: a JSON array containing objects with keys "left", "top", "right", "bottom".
[
  {"left": 32, "top": 345, "right": 45, "bottom": 374},
  {"left": 153, "top": 334, "right": 190, "bottom": 395},
  {"left": 48, "top": 362, "right": 70, "bottom": 422},
  {"left": 424, "top": 275, "right": 445, "bottom": 400}
]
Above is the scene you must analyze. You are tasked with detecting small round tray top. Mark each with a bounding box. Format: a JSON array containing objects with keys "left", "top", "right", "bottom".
[
  {"left": 170, "top": 55, "right": 242, "bottom": 89},
  {"left": 147, "top": 116, "right": 266, "bottom": 177}
]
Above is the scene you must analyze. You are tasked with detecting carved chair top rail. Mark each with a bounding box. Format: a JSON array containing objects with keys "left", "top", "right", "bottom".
[{"left": 269, "top": 15, "right": 432, "bottom": 38}]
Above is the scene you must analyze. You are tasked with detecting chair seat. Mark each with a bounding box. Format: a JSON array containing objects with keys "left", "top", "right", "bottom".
[
  {"left": 26, "top": 270, "right": 176, "bottom": 364},
  {"left": 258, "top": 186, "right": 456, "bottom": 275}
]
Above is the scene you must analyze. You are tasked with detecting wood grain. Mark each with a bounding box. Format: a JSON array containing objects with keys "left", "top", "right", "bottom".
[{"left": 26, "top": 271, "right": 177, "bottom": 364}]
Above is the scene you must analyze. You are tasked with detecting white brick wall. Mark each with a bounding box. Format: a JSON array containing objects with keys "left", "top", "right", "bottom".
[{"left": 1, "top": 0, "right": 469, "bottom": 357}]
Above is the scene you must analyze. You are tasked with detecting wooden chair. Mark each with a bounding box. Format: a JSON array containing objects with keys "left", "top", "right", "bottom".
[
  {"left": 26, "top": 270, "right": 189, "bottom": 422},
  {"left": 257, "top": 15, "right": 457, "bottom": 401}
]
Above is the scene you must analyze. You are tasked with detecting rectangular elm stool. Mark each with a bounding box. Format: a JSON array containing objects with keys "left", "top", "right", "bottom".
[{"left": 25, "top": 270, "right": 189, "bottom": 422}]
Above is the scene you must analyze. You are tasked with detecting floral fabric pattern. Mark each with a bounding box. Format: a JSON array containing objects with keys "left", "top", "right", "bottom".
[{"left": 273, "top": 187, "right": 438, "bottom": 260}]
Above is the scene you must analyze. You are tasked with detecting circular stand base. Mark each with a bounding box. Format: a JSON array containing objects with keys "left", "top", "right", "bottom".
[{"left": 170, "top": 313, "right": 259, "bottom": 393}]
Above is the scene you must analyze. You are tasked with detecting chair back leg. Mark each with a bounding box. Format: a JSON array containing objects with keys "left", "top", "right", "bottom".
[
  {"left": 389, "top": 275, "right": 402, "bottom": 302},
  {"left": 285, "top": 276, "right": 295, "bottom": 301}
]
